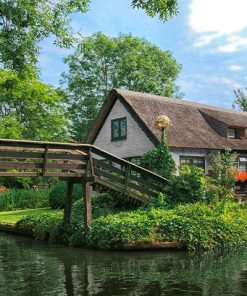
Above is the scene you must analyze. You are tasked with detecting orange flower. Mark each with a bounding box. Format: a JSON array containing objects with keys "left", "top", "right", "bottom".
[{"left": 235, "top": 172, "right": 247, "bottom": 182}]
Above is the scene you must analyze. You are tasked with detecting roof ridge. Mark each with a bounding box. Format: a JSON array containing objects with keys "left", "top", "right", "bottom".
[{"left": 114, "top": 88, "right": 247, "bottom": 116}]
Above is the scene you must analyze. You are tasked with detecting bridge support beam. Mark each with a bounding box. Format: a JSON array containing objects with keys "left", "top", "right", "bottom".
[
  {"left": 83, "top": 180, "right": 92, "bottom": 237},
  {"left": 64, "top": 180, "right": 74, "bottom": 225}
]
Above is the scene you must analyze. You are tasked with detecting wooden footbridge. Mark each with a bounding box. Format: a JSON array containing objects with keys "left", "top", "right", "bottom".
[{"left": 0, "top": 139, "right": 168, "bottom": 234}]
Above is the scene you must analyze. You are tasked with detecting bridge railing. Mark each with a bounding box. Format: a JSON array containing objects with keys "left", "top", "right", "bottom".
[
  {"left": 0, "top": 139, "right": 169, "bottom": 201},
  {"left": 0, "top": 139, "right": 90, "bottom": 178},
  {"left": 90, "top": 146, "right": 169, "bottom": 202}
]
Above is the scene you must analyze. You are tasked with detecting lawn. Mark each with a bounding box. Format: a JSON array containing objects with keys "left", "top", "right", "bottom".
[{"left": 0, "top": 208, "right": 62, "bottom": 224}]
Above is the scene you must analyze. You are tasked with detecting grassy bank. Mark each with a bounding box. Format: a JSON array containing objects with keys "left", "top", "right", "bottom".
[
  {"left": 1, "top": 197, "right": 246, "bottom": 251},
  {"left": 0, "top": 208, "right": 62, "bottom": 224}
]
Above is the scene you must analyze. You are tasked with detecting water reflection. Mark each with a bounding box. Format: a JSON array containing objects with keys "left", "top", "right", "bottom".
[{"left": 0, "top": 233, "right": 246, "bottom": 296}]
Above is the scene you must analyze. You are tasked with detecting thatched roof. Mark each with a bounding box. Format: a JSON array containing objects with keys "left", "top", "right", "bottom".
[{"left": 86, "top": 89, "right": 247, "bottom": 151}]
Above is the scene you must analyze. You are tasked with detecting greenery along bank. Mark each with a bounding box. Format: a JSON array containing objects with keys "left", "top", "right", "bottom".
[{"left": 2, "top": 195, "right": 246, "bottom": 250}]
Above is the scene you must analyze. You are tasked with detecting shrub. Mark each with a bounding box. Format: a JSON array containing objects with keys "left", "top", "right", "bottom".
[
  {"left": 15, "top": 212, "right": 66, "bottom": 244},
  {"left": 0, "top": 189, "right": 49, "bottom": 211},
  {"left": 208, "top": 149, "right": 237, "bottom": 199},
  {"left": 165, "top": 166, "right": 206, "bottom": 205},
  {"left": 89, "top": 201, "right": 247, "bottom": 250},
  {"left": 140, "top": 137, "right": 176, "bottom": 179},
  {"left": 14, "top": 198, "right": 247, "bottom": 250},
  {"left": 48, "top": 182, "right": 83, "bottom": 209}
]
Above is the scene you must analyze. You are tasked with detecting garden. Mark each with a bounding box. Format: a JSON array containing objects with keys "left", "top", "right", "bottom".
[{"left": 0, "top": 137, "right": 246, "bottom": 251}]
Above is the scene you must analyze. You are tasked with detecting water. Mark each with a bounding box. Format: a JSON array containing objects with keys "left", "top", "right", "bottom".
[{"left": 0, "top": 233, "right": 246, "bottom": 296}]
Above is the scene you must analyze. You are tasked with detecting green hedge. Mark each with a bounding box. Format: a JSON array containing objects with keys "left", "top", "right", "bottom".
[
  {"left": 15, "top": 199, "right": 247, "bottom": 250},
  {"left": 0, "top": 189, "right": 49, "bottom": 211},
  {"left": 48, "top": 182, "right": 84, "bottom": 209},
  {"left": 89, "top": 201, "right": 247, "bottom": 250}
]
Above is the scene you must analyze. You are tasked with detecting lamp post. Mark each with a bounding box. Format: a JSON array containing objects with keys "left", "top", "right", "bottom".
[{"left": 155, "top": 115, "right": 171, "bottom": 142}]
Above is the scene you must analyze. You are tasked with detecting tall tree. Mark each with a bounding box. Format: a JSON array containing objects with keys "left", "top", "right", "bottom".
[
  {"left": 0, "top": 0, "right": 178, "bottom": 73},
  {"left": 233, "top": 88, "right": 247, "bottom": 111},
  {"left": 132, "top": 0, "right": 178, "bottom": 20},
  {"left": 0, "top": 0, "right": 90, "bottom": 73},
  {"left": 0, "top": 69, "right": 68, "bottom": 141},
  {"left": 62, "top": 33, "right": 182, "bottom": 141}
]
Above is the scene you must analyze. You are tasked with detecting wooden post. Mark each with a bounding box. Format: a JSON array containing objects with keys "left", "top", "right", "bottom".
[
  {"left": 124, "top": 164, "right": 131, "bottom": 194},
  {"left": 83, "top": 180, "right": 91, "bottom": 237},
  {"left": 64, "top": 180, "right": 73, "bottom": 225},
  {"left": 42, "top": 144, "right": 49, "bottom": 177}
]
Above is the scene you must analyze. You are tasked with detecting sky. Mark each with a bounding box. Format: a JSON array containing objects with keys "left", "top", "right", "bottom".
[{"left": 39, "top": 0, "right": 247, "bottom": 109}]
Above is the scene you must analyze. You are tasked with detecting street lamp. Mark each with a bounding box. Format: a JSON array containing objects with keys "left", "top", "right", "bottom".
[{"left": 155, "top": 115, "right": 171, "bottom": 142}]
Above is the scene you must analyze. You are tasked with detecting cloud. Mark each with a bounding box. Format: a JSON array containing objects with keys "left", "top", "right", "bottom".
[
  {"left": 229, "top": 64, "right": 243, "bottom": 72},
  {"left": 217, "top": 35, "right": 247, "bottom": 52},
  {"left": 189, "top": 0, "right": 247, "bottom": 51},
  {"left": 206, "top": 76, "right": 241, "bottom": 89}
]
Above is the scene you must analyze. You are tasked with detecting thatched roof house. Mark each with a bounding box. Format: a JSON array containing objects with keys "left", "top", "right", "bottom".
[{"left": 86, "top": 89, "right": 247, "bottom": 172}]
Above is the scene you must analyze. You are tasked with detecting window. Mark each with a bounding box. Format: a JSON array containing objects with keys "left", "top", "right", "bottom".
[
  {"left": 227, "top": 128, "right": 236, "bottom": 139},
  {"left": 239, "top": 162, "right": 247, "bottom": 172},
  {"left": 180, "top": 156, "right": 205, "bottom": 171},
  {"left": 111, "top": 117, "right": 127, "bottom": 141},
  {"left": 239, "top": 157, "right": 247, "bottom": 172},
  {"left": 124, "top": 157, "right": 141, "bottom": 177}
]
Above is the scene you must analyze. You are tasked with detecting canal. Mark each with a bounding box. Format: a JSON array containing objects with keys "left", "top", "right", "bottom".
[{"left": 0, "top": 233, "right": 246, "bottom": 296}]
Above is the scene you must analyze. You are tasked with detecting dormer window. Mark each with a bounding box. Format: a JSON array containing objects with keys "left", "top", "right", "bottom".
[{"left": 227, "top": 128, "right": 236, "bottom": 139}]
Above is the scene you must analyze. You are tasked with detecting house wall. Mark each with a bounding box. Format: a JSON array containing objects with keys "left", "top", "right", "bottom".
[
  {"left": 93, "top": 99, "right": 155, "bottom": 158},
  {"left": 93, "top": 99, "right": 212, "bottom": 172}
]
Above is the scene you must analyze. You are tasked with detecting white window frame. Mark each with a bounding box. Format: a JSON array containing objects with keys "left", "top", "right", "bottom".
[{"left": 227, "top": 128, "right": 236, "bottom": 139}]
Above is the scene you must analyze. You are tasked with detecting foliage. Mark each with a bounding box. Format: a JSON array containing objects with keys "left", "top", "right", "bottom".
[
  {"left": 6, "top": 197, "right": 247, "bottom": 251},
  {"left": 0, "top": 176, "right": 32, "bottom": 189},
  {"left": 0, "top": 0, "right": 178, "bottom": 73},
  {"left": 0, "top": 0, "right": 90, "bottom": 73},
  {"left": 0, "top": 69, "right": 68, "bottom": 141},
  {"left": 48, "top": 182, "right": 83, "bottom": 209},
  {"left": 233, "top": 88, "right": 247, "bottom": 111},
  {"left": 165, "top": 165, "right": 206, "bottom": 204},
  {"left": 208, "top": 149, "right": 237, "bottom": 199},
  {"left": 89, "top": 201, "right": 247, "bottom": 250},
  {"left": 0, "top": 176, "right": 59, "bottom": 190},
  {"left": 140, "top": 137, "right": 176, "bottom": 179},
  {"left": 0, "top": 208, "right": 60, "bottom": 223},
  {"left": 0, "top": 189, "right": 49, "bottom": 211},
  {"left": 15, "top": 212, "right": 65, "bottom": 244},
  {"left": 62, "top": 32, "right": 182, "bottom": 141},
  {"left": 131, "top": 0, "right": 178, "bottom": 21}
]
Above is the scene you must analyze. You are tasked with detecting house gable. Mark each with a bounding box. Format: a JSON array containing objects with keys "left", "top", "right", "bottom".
[{"left": 93, "top": 98, "right": 155, "bottom": 158}]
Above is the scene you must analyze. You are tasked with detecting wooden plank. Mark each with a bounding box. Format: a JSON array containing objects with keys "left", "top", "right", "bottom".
[
  {"left": 0, "top": 172, "right": 42, "bottom": 177},
  {"left": 0, "top": 162, "right": 86, "bottom": 170},
  {"left": 44, "top": 173, "right": 84, "bottom": 177},
  {"left": 0, "top": 172, "right": 84, "bottom": 177},
  {"left": 0, "top": 162, "right": 42, "bottom": 169},
  {"left": 0, "top": 151, "right": 44, "bottom": 159},
  {"left": 129, "top": 174, "right": 164, "bottom": 192},
  {"left": 94, "top": 167, "right": 125, "bottom": 185},
  {"left": 0, "top": 150, "right": 87, "bottom": 161},
  {"left": 47, "top": 153, "right": 88, "bottom": 161},
  {"left": 92, "top": 158, "right": 125, "bottom": 176},
  {"left": 128, "top": 181, "right": 157, "bottom": 198},
  {"left": 0, "top": 139, "right": 91, "bottom": 152},
  {"left": 94, "top": 177, "right": 148, "bottom": 202},
  {"left": 47, "top": 163, "right": 86, "bottom": 170}
]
